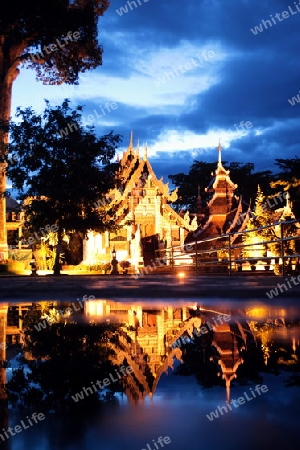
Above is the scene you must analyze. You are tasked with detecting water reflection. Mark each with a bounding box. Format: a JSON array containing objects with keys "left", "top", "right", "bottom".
[
  {"left": 0, "top": 300, "right": 300, "bottom": 449},
  {"left": 1, "top": 301, "right": 300, "bottom": 403}
]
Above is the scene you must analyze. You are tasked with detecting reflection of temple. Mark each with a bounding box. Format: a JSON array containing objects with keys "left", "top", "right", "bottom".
[
  {"left": 1, "top": 301, "right": 299, "bottom": 405},
  {"left": 85, "top": 301, "right": 199, "bottom": 403},
  {"left": 84, "top": 301, "right": 253, "bottom": 403},
  {"left": 209, "top": 315, "right": 254, "bottom": 401},
  {"left": 82, "top": 134, "right": 197, "bottom": 270},
  {"left": 0, "top": 301, "right": 262, "bottom": 404}
]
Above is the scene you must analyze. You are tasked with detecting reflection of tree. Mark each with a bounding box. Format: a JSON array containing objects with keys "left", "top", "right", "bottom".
[
  {"left": 249, "top": 319, "right": 300, "bottom": 386},
  {"left": 285, "top": 374, "right": 300, "bottom": 387},
  {"left": 144, "top": 364, "right": 155, "bottom": 391},
  {"left": 235, "top": 339, "right": 265, "bottom": 385},
  {"left": 173, "top": 328, "right": 221, "bottom": 389},
  {"left": 7, "top": 310, "right": 127, "bottom": 412}
]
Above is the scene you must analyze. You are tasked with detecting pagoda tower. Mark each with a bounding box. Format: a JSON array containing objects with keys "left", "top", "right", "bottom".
[
  {"left": 205, "top": 142, "right": 238, "bottom": 229},
  {"left": 185, "top": 143, "right": 251, "bottom": 246}
]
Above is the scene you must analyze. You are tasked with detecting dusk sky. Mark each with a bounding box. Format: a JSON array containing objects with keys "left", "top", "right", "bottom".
[{"left": 11, "top": 0, "right": 300, "bottom": 184}]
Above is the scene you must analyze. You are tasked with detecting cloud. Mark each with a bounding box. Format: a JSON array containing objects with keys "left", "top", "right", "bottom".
[{"left": 10, "top": 0, "right": 300, "bottom": 183}]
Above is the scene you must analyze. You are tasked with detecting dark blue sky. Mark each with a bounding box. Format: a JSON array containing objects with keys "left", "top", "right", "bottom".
[{"left": 10, "top": 0, "right": 300, "bottom": 184}]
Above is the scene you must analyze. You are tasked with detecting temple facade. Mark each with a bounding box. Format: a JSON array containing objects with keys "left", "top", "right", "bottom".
[{"left": 82, "top": 135, "right": 197, "bottom": 271}]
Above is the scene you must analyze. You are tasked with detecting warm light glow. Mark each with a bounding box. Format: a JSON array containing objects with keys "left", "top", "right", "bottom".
[
  {"left": 178, "top": 272, "right": 185, "bottom": 278},
  {"left": 245, "top": 308, "right": 268, "bottom": 319},
  {"left": 36, "top": 270, "right": 52, "bottom": 276},
  {"left": 85, "top": 300, "right": 105, "bottom": 317}
]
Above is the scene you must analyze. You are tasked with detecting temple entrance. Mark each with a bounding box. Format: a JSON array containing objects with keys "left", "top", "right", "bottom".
[{"left": 141, "top": 234, "right": 159, "bottom": 266}]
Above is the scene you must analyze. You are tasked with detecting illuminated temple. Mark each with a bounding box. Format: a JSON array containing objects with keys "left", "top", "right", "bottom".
[
  {"left": 82, "top": 134, "right": 197, "bottom": 270},
  {"left": 82, "top": 139, "right": 253, "bottom": 270}
]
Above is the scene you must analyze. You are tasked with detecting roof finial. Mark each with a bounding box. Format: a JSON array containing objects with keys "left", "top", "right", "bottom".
[
  {"left": 285, "top": 191, "right": 292, "bottom": 212},
  {"left": 226, "top": 382, "right": 230, "bottom": 404},
  {"left": 144, "top": 143, "right": 148, "bottom": 161},
  {"left": 129, "top": 131, "right": 133, "bottom": 151},
  {"left": 280, "top": 190, "right": 295, "bottom": 220},
  {"left": 136, "top": 138, "right": 140, "bottom": 157},
  {"left": 218, "top": 140, "right": 222, "bottom": 166}
]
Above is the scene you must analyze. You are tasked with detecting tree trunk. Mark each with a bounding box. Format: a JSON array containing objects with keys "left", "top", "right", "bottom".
[
  {"left": 0, "top": 167, "right": 6, "bottom": 259},
  {"left": 53, "top": 228, "right": 63, "bottom": 276},
  {"left": 0, "top": 73, "right": 10, "bottom": 259},
  {"left": 0, "top": 305, "right": 7, "bottom": 403},
  {"left": 0, "top": 41, "right": 21, "bottom": 259}
]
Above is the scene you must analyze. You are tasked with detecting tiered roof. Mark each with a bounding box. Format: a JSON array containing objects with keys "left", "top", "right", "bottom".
[{"left": 105, "top": 134, "right": 197, "bottom": 231}]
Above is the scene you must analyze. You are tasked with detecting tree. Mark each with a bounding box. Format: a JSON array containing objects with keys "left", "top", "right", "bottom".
[
  {"left": 168, "top": 160, "right": 273, "bottom": 213},
  {"left": 242, "top": 185, "right": 275, "bottom": 262},
  {"left": 271, "top": 157, "right": 300, "bottom": 219},
  {"left": 169, "top": 161, "right": 216, "bottom": 213},
  {"left": 0, "top": 0, "right": 110, "bottom": 256},
  {"left": 227, "top": 163, "right": 273, "bottom": 203},
  {"left": 7, "top": 99, "right": 122, "bottom": 274},
  {"left": 242, "top": 186, "right": 297, "bottom": 274}
]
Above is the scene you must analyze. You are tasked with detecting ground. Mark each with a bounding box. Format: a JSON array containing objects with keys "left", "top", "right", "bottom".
[{"left": 0, "top": 274, "right": 299, "bottom": 302}]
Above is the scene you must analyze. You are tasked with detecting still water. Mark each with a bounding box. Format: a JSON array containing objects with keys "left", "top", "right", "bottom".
[{"left": 1, "top": 299, "right": 300, "bottom": 450}]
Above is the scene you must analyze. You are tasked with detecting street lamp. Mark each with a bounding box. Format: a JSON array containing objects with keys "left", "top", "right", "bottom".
[{"left": 110, "top": 246, "right": 119, "bottom": 275}]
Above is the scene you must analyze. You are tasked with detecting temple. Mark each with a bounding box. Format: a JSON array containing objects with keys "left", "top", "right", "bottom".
[
  {"left": 184, "top": 143, "right": 252, "bottom": 270},
  {"left": 82, "top": 134, "right": 197, "bottom": 271},
  {"left": 2, "top": 137, "right": 297, "bottom": 273},
  {"left": 186, "top": 142, "right": 251, "bottom": 243}
]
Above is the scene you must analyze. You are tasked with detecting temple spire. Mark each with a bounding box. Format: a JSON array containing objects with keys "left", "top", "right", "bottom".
[
  {"left": 129, "top": 131, "right": 134, "bottom": 152},
  {"left": 136, "top": 138, "right": 140, "bottom": 157},
  {"left": 218, "top": 140, "right": 222, "bottom": 166},
  {"left": 144, "top": 143, "right": 148, "bottom": 161},
  {"left": 286, "top": 191, "right": 291, "bottom": 208},
  {"left": 280, "top": 190, "right": 295, "bottom": 220},
  {"left": 226, "top": 381, "right": 230, "bottom": 404}
]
